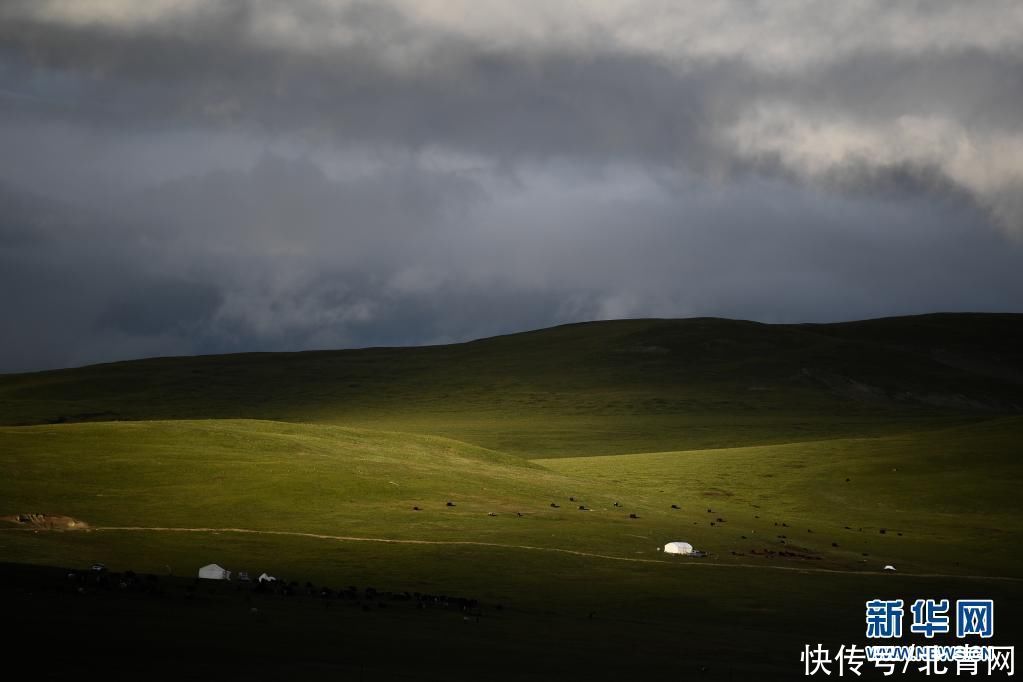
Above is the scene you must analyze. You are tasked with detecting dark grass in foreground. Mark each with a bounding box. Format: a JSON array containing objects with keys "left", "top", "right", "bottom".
[{"left": 4, "top": 550, "right": 1021, "bottom": 681}]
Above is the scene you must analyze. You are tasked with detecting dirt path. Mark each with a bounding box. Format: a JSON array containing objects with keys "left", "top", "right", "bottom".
[{"left": 5, "top": 524, "right": 1020, "bottom": 582}]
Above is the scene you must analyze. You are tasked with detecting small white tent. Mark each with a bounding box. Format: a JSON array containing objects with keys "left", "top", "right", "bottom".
[
  {"left": 258, "top": 573, "right": 277, "bottom": 583},
  {"left": 198, "top": 563, "right": 231, "bottom": 580},
  {"left": 663, "top": 541, "right": 694, "bottom": 555}
]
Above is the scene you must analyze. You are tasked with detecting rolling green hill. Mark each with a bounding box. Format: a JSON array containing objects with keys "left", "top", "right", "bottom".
[
  {"left": 2, "top": 416, "right": 1020, "bottom": 577},
  {"left": 2, "top": 314, "right": 1021, "bottom": 680},
  {"left": 2, "top": 314, "right": 1021, "bottom": 456},
  {"left": 2, "top": 413, "right": 1021, "bottom": 680}
]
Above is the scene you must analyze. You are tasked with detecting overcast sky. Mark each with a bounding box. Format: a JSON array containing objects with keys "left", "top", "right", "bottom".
[{"left": 2, "top": 1, "right": 1022, "bottom": 372}]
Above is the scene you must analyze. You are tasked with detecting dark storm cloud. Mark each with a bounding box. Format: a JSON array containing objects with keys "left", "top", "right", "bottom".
[
  {"left": 97, "top": 278, "right": 222, "bottom": 336},
  {"left": 0, "top": 11, "right": 743, "bottom": 168},
  {"left": 2, "top": 3, "right": 1020, "bottom": 228},
  {"left": 5, "top": 154, "right": 1021, "bottom": 373},
  {"left": 0, "top": 1, "right": 1021, "bottom": 371}
]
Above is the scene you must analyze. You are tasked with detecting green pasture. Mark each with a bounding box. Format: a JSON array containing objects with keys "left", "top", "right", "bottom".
[{"left": 1, "top": 314, "right": 1021, "bottom": 679}]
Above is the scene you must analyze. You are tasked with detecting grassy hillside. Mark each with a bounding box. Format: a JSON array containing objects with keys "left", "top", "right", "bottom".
[
  {"left": 2, "top": 415, "right": 1021, "bottom": 680},
  {"left": 3, "top": 416, "right": 1020, "bottom": 576},
  {"left": 1, "top": 314, "right": 1021, "bottom": 456},
  {"left": 1, "top": 314, "right": 1021, "bottom": 679},
  {"left": 0, "top": 419, "right": 588, "bottom": 541},
  {"left": 539, "top": 416, "right": 1023, "bottom": 577}
]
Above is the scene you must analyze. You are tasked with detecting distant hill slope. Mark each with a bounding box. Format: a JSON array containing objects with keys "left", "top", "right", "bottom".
[
  {"left": 2, "top": 416, "right": 1021, "bottom": 576},
  {"left": 1, "top": 314, "right": 1020, "bottom": 456},
  {"left": 538, "top": 415, "right": 1023, "bottom": 577},
  {"left": 0, "top": 420, "right": 572, "bottom": 539}
]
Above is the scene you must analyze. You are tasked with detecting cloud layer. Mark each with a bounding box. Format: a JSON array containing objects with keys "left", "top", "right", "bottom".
[{"left": 1, "top": 1, "right": 1022, "bottom": 371}]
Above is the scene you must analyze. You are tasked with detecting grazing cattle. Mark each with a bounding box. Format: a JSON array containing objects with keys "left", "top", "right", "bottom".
[
  {"left": 629, "top": 513, "right": 638, "bottom": 519},
  {"left": 716, "top": 518, "right": 724, "bottom": 522},
  {"left": 831, "top": 542, "right": 839, "bottom": 547},
  {"left": 569, "top": 497, "right": 575, "bottom": 502},
  {"left": 671, "top": 504, "right": 680, "bottom": 510},
  {"left": 578, "top": 505, "right": 589, "bottom": 511},
  {"left": 879, "top": 528, "right": 887, "bottom": 534},
  {"left": 613, "top": 501, "right": 621, "bottom": 508},
  {"left": 446, "top": 501, "right": 455, "bottom": 507},
  {"left": 550, "top": 503, "right": 560, "bottom": 508},
  {"left": 516, "top": 512, "right": 523, "bottom": 517},
  {"left": 488, "top": 512, "right": 497, "bottom": 517},
  {"left": 412, "top": 506, "right": 420, "bottom": 511}
]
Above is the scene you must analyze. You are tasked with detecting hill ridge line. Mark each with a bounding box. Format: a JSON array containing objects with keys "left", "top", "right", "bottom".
[{"left": 6, "top": 311, "right": 1021, "bottom": 375}]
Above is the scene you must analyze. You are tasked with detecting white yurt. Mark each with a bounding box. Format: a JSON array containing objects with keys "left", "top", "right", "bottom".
[
  {"left": 663, "top": 541, "right": 694, "bottom": 555},
  {"left": 198, "top": 563, "right": 231, "bottom": 580},
  {"left": 258, "top": 572, "right": 277, "bottom": 583}
]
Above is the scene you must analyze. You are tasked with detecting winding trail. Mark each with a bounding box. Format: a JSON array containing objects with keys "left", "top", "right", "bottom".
[{"left": 5, "top": 524, "right": 1021, "bottom": 582}]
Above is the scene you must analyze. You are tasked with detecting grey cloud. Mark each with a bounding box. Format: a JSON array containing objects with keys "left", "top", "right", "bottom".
[
  {"left": 0, "top": 3, "right": 1021, "bottom": 371},
  {"left": 3, "top": 5, "right": 1020, "bottom": 236},
  {"left": 97, "top": 278, "right": 222, "bottom": 337},
  {"left": 760, "top": 48, "right": 1023, "bottom": 133},
  {"left": 0, "top": 16, "right": 742, "bottom": 167},
  {"left": 5, "top": 152, "right": 1022, "bottom": 373}
]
